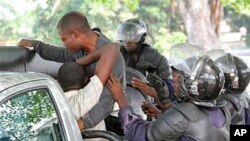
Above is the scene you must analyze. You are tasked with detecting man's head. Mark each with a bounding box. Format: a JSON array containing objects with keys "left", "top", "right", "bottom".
[
  {"left": 57, "top": 11, "right": 91, "bottom": 53},
  {"left": 216, "top": 53, "right": 250, "bottom": 94},
  {"left": 176, "top": 56, "right": 225, "bottom": 107},
  {"left": 116, "top": 19, "right": 147, "bottom": 52},
  {"left": 58, "top": 62, "right": 87, "bottom": 92}
]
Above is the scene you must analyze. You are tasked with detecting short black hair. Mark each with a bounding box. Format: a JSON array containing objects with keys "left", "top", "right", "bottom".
[
  {"left": 171, "top": 66, "right": 178, "bottom": 72},
  {"left": 58, "top": 62, "right": 85, "bottom": 91},
  {"left": 57, "top": 11, "right": 91, "bottom": 34}
]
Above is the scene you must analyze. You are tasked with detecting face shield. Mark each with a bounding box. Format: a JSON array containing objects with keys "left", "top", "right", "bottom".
[
  {"left": 206, "top": 49, "right": 239, "bottom": 89},
  {"left": 170, "top": 43, "right": 205, "bottom": 76},
  {"left": 170, "top": 44, "right": 225, "bottom": 105},
  {"left": 116, "top": 22, "right": 146, "bottom": 43}
]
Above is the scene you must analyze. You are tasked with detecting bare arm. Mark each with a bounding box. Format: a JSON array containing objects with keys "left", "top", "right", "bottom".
[{"left": 76, "top": 43, "right": 120, "bottom": 84}]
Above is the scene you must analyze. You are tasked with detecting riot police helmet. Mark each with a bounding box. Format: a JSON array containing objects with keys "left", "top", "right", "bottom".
[
  {"left": 170, "top": 43, "right": 225, "bottom": 107},
  {"left": 116, "top": 19, "right": 147, "bottom": 43},
  {"left": 216, "top": 53, "right": 250, "bottom": 93}
]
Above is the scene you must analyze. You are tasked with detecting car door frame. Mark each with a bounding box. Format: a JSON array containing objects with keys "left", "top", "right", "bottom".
[{"left": 0, "top": 78, "right": 82, "bottom": 141}]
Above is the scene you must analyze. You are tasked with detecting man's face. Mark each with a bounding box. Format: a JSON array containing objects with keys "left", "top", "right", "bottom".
[
  {"left": 123, "top": 40, "right": 139, "bottom": 52},
  {"left": 175, "top": 73, "right": 182, "bottom": 97},
  {"left": 58, "top": 28, "right": 81, "bottom": 53}
]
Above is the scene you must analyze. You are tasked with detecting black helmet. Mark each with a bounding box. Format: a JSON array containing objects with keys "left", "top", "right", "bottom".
[
  {"left": 116, "top": 19, "right": 147, "bottom": 43},
  {"left": 170, "top": 43, "right": 225, "bottom": 106},
  {"left": 178, "top": 56, "right": 225, "bottom": 106},
  {"left": 146, "top": 73, "right": 169, "bottom": 102},
  {"left": 216, "top": 53, "right": 250, "bottom": 93}
]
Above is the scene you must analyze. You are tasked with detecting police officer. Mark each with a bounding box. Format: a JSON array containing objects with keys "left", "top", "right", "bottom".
[
  {"left": 116, "top": 18, "right": 175, "bottom": 102},
  {"left": 213, "top": 52, "right": 250, "bottom": 125},
  {"left": 107, "top": 52, "right": 231, "bottom": 141}
]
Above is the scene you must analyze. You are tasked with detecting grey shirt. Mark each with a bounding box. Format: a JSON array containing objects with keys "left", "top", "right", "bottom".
[{"left": 31, "top": 29, "right": 126, "bottom": 128}]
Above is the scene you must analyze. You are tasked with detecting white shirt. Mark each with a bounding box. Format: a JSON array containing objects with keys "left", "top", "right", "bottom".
[{"left": 64, "top": 75, "right": 107, "bottom": 141}]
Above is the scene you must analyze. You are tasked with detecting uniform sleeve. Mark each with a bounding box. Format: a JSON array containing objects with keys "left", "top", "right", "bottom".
[
  {"left": 117, "top": 102, "right": 189, "bottom": 141},
  {"left": 245, "top": 108, "right": 250, "bottom": 125},
  {"left": 31, "top": 40, "right": 80, "bottom": 62},
  {"left": 145, "top": 47, "right": 176, "bottom": 99},
  {"left": 150, "top": 48, "right": 172, "bottom": 80},
  {"left": 165, "top": 79, "right": 177, "bottom": 101},
  {"left": 158, "top": 56, "right": 176, "bottom": 100},
  {"left": 79, "top": 75, "right": 103, "bottom": 113},
  {"left": 118, "top": 106, "right": 151, "bottom": 141}
]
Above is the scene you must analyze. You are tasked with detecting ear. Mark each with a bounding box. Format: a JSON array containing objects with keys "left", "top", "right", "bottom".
[
  {"left": 139, "top": 33, "right": 147, "bottom": 43},
  {"left": 72, "top": 29, "right": 81, "bottom": 38}
]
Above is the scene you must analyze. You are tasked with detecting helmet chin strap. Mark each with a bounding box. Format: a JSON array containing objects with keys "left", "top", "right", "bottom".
[
  {"left": 225, "top": 89, "right": 241, "bottom": 94},
  {"left": 177, "top": 75, "right": 191, "bottom": 103}
]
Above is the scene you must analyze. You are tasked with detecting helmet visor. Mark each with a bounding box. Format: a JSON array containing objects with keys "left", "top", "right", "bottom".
[
  {"left": 116, "top": 22, "right": 146, "bottom": 42},
  {"left": 206, "top": 49, "right": 236, "bottom": 74},
  {"left": 206, "top": 49, "right": 239, "bottom": 89},
  {"left": 170, "top": 43, "right": 205, "bottom": 75}
]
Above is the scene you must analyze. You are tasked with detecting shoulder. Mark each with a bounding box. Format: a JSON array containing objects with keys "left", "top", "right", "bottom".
[
  {"left": 106, "top": 42, "right": 120, "bottom": 48},
  {"left": 83, "top": 75, "right": 103, "bottom": 92},
  {"left": 142, "top": 44, "right": 158, "bottom": 53},
  {"left": 222, "top": 94, "right": 244, "bottom": 111},
  {"left": 170, "top": 102, "right": 200, "bottom": 122},
  {"left": 141, "top": 44, "right": 166, "bottom": 59}
]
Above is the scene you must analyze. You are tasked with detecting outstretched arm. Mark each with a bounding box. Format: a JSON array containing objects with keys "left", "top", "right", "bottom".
[
  {"left": 106, "top": 75, "right": 150, "bottom": 141},
  {"left": 131, "top": 77, "right": 163, "bottom": 108},
  {"left": 76, "top": 43, "right": 120, "bottom": 84},
  {"left": 18, "top": 39, "right": 77, "bottom": 62}
]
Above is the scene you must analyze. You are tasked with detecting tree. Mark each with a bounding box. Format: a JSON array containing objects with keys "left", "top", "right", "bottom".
[
  {"left": 1, "top": 0, "right": 249, "bottom": 52},
  {"left": 166, "top": 0, "right": 250, "bottom": 49},
  {"left": 171, "top": 0, "right": 222, "bottom": 49},
  {"left": 95, "top": 0, "right": 250, "bottom": 49},
  {"left": 0, "top": 0, "right": 187, "bottom": 57}
]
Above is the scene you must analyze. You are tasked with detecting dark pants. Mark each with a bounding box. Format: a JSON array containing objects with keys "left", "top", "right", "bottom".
[{"left": 104, "top": 115, "right": 124, "bottom": 136}]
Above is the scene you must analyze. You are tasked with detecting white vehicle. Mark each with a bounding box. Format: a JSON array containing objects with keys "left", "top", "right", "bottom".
[
  {"left": 0, "top": 46, "right": 148, "bottom": 141},
  {"left": 0, "top": 72, "right": 122, "bottom": 141}
]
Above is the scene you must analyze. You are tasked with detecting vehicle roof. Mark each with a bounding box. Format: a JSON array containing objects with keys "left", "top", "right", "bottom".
[{"left": 0, "top": 72, "right": 55, "bottom": 92}]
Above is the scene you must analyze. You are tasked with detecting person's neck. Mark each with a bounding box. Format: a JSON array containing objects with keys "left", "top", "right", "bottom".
[
  {"left": 81, "top": 31, "right": 99, "bottom": 52},
  {"left": 64, "top": 85, "right": 81, "bottom": 92}
]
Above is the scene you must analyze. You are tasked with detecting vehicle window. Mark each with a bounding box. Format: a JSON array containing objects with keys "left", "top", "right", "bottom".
[{"left": 0, "top": 89, "right": 62, "bottom": 141}]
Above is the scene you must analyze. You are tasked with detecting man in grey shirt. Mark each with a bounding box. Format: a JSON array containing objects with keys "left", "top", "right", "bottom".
[{"left": 18, "top": 11, "right": 126, "bottom": 129}]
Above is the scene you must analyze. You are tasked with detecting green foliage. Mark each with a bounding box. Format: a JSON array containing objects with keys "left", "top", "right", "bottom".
[
  {"left": 92, "top": 0, "right": 139, "bottom": 11},
  {"left": 0, "top": 89, "right": 56, "bottom": 140},
  {"left": 154, "top": 31, "right": 187, "bottom": 57},
  {"left": 0, "top": 0, "right": 186, "bottom": 55},
  {"left": 222, "top": 0, "right": 250, "bottom": 15},
  {"left": 223, "top": 6, "right": 250, "bottom": 47}
]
